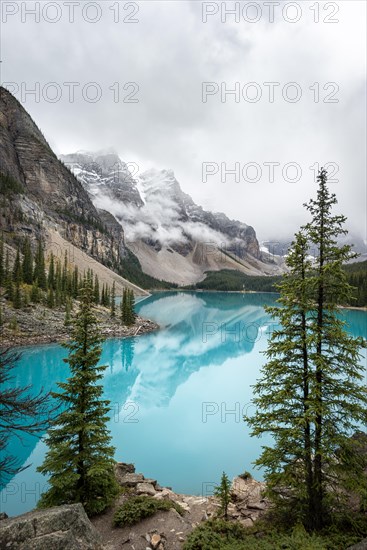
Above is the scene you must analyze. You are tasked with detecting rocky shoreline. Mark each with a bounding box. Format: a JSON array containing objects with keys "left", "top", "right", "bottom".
[
  {"left": 0, "top": 463, "right": 271, "bottom": 550},
  {"left": 1, "top": 463, "right": 365, "bottom": 549},
  {"left": 94, "top": 462, "right": 271, "bottom": 550},
  {"left": 0, "top": 300, "right": 159, "bottom": 349}
]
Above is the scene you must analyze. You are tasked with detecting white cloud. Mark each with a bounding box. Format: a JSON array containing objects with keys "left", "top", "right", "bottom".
[{"left": 2, "top": 0, "right": 366, "bottom": 241}]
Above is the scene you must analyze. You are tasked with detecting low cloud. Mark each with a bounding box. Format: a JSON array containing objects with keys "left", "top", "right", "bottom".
[{"left": 92, "top": 176, "right": 230, "bottom": 249}]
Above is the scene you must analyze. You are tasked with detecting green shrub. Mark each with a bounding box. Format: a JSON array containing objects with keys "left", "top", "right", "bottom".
[
  {"left": 182, "top": 519, "right": 363, "bottom": 550},
  {"left": 183, "top": 520, "right": 247, "bottom": 550},
  {"left": 113, "top": 495, "right": 184, "bottom": 527},
  {"left": 182, "top": 526, "right": 223, "bottom": 550}
]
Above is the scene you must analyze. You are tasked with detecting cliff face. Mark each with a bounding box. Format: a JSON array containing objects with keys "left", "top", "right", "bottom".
[{"left": 0, "top": 87, "right": 125, "bottom": 266}]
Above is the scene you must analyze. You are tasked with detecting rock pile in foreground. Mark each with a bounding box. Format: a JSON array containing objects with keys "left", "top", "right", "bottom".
[
  {"left": 0, "top": 464, "right": 270, "bottom": 550},
  {"left": 0, "top": 503, "right": 102, "bottom": 549},
  {"left": 91, "top": 463, "right": 270, "bottom": 550}
]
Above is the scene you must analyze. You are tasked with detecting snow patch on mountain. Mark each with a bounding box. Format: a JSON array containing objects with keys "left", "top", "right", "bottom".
[{"left": 60, "top": 151, "right": 284, "bottom": 283}]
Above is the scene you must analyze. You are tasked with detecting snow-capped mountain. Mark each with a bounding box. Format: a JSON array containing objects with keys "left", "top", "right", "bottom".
[{"left": 60, "top": 151, "right": 284, "bottom": 285}]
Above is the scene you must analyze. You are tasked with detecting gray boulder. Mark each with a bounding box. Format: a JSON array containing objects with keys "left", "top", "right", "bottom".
[
  {"left": 0, "top": 503, "right": 103, "bottom": 549},
  {"left": 348, "top": 540, "right": 367, "bottom": 550},
  {"left": 136, "top": 482, "right": 157, "bottom": 496}
]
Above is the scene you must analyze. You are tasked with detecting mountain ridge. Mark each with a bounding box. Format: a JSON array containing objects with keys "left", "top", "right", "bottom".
[
  {"left": 0, "top": 87, "right": 150, "bottom": 294},
  {"left": 61, "top": 151, "right": 284, "bottom": 285}
]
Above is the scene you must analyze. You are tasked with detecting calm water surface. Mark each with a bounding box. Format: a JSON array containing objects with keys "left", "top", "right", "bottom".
[{"left": 1, "top": 292, "right": 366, "bottom": 516}]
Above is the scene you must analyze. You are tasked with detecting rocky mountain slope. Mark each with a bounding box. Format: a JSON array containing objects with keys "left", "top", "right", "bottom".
[
  {"left": 61, "top": 151, "right": 284, "bottom": 285},
  {"left": 0, "top": 86, "right": 281, "bottom": 289},
  {"left": 0, "top": 87, "right": 148, "bottom": 294}
]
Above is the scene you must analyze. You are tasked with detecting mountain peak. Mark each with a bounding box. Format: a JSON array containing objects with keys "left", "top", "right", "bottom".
[{"left": 59, "top": 150, "right": 282, "bottom": 285}]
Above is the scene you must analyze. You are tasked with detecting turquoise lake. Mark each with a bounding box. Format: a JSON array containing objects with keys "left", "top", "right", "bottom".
[{"left": 1, "top": 291, "right": 366, "bottom": 516}]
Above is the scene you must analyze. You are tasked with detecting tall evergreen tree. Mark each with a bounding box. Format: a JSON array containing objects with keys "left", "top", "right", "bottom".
[
  {"left": 128, "top": 289, "right": 135, "bottom": 325},
  {"left": 106, "top": 285, "right": 111, "bottom": 308},
  {"left": 34, "top": 240, "right": 47, "bottom": 290},
  {"left": 30, "top": 280, "right": 40, "bottom": 303},
  {"left": 12, "top": 248, "right": 22, "bottom": 285},
  {"left": 94, "top": 275, "right": 100, "bottom": 305},
  {"left": 101, "top": 284, "right": 106, "bottom": 307},
  {"left": 110, "top": 281, "right": 116, "bottom": 317},
  {"left": 4, "top": 251, "right": 13, "bottom": 301},
  {"left": 64, "top": 298, "right": 72, "bottom": 327},
  {"left": 304, "top": 168, "right": 366, "bottom": 528},
  {"left": 22, "top": 237, "right": 33, "bottom": 285},
  {"left": 121, "top": 288, "right": 135, "bottom": 326},
  {"left": 72, "top": 266, "right": 79, "bottom": 299},
  {"left": 245, "top": 231, "right": 315, "bottom": 524},
  {"left": 245, "top": 169, "right": 367, "bottom": 531},
  {"left": 37, "top": 284, "right": 119, "bottom": 515},
  {"left": 214, "top": 472, "right": 231, "bottom": 519},
  {"left": 55, "top": 260, "right": 62, "bottom": 306},
  {"left": 121, "top": 287, "right": 127, "bottom": 324},
  {"left": 13, "top": 283, "right": 22, "bottom": 309},
  {"left": 47, "top": 287, "right": 55, "bottom": 309},
  {"left": 47, "top": 252, "right": 55, "bottom": 290},
  {"left": 61, "top": 251, "right": 68, "bottom": 293}
]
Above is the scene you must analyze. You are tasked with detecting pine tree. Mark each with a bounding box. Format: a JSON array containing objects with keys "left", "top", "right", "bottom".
[
  {"left": 87, "top": 269, "right": 93, "bottom": 288},
  {"left": 121, "top": 288, "right": 127, "bottom": 324},
  {"left": 23, "top": 287, "right": 30, "bottom": 307},
  {"left": 64, "top": 298, "right": 72, "bottom": 327},
  {"left": 245, "top": 231, "right": 315, "bottom": 524},
  {"left": 30, "top": 281, "right": 40, "bottom": 303},
  {"left": 245, "top": 169, "right": 367, "bottom": 531},
  {"left": 214, "top": 472, "right": 231, "bottom": 520},
  {"left": 4, "top": 251, "right": 13, "bottom": 301},
  {"left": 22, "top": 237, "right": 33, "bottom": 285},
  {"left": 72, "top": 266, "right": 79, "bottom": 299},
  {"left": 12, "top": 248, "right": 22, "bottom": 285},
  {"left": 6, "top": 279, "right": 14, "bottom": 302},
  {"left": 128, "top": 289, "right": 135, "bottom": 325},
  {"left": 94, "top": 275, "right": 100, "bottom": 305},
  {"left": 55, "top": 260, "right": 62, "bottom": 306},
  {"left": 303, "top": 168, "right": 367, "bottom": 528},
  {"left": 34, "top": 240, "right": 47, "bottom": 290},
  {"left": 13, "top": 283, "right": 22, "bottom": 309},
  {"left": 121, "top": 288, "right": 136, "bottom": 326},
  {"left": 47, "top": 252, "right": 55, "bottom": 290},
  {"left": 47, "top": 287, "right": 55, "bottom": 309},
  {"left": 61, "top": 251, "right": 68, "bottom": 293},
  {"left": 37, "top": 284, "right": 119, "bottom": 515},
  {"left": 105, "top": 285, "right": 111, "bottom": 308},
  {"left": 128, "top": 290, "right": 136, "bottom": 326},
  {"left": 110, "top": 281, "right": 116, "bottom": 317}
]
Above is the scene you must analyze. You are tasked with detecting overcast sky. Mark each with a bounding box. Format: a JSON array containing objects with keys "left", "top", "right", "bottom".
[{"left": 1, "top": 0, "right": 366, "bottom": 241}]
